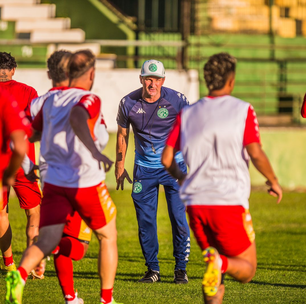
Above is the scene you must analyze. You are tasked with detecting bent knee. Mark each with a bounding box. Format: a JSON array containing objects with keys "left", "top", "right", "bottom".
[{"left": 240, "top": 267, "right": 256, "bottom": 284}]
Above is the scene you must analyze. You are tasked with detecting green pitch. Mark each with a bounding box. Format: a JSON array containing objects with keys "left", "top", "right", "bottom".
[{"left": 0, "top": 190, "right": 305, "bottom": 303}]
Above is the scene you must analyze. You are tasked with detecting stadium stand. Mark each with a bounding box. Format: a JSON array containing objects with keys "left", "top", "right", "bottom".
[{"left": 0, "top": 0, "right": 85, "bottom": 43}]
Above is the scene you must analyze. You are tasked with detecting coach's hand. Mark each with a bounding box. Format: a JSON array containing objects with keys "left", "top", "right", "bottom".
[
  {"left": 266, "top": 180, "right": 282, "bottom": 204},
  {"left": 115, "top": 166, "right": 132, "bottom": 190}
]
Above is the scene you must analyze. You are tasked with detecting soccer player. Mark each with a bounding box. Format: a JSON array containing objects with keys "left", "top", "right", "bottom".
[
  {"left": 161, "top": 52, "right": 282, "bottom": 303},
  {"left": 0, "top": 89, "right": 29, "bottom": 274},
  {"left": 6, "top": 50, "right": 121, "bottom": 304},
  {"left": 0, "top": 52, "right": 41, "bottom": 272},
  {"left": 30, "top": 49, "right": 107, "bottom": 303},
  {"left": 116, "top": 59, "right": 190, "bottom": 284}
]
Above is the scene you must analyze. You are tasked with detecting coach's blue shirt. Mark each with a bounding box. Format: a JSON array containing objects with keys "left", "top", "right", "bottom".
[{"left": 117, "top": 86, "right": 189, "bottom": 168}]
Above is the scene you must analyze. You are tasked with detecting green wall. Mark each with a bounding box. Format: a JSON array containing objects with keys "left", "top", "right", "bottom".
[{"left": 103, "top": 129, "right": 306, "bottom": 190}]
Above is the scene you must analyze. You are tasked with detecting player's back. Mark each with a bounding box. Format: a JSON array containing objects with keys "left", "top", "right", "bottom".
[
  {"left": 0, "top": 87, "right": 30, "bottom": 177},
  {"left": 31, "top": 87, "right": 60, "bottom": 119},
  {"left": 0, "top": 80, "right": 37, "bottom": 118},
  {"left": 39, "top": 87, "right": 105, "bottom": 188},
  {"left": 180, "top": 95, "right": 251, "bottom": 208}
]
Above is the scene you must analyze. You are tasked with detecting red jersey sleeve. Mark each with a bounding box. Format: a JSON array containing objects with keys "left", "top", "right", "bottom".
[
  {"left": 243, "top": 105, "right": 261, "bottom": 146},
  {"left": 301, "top": 93, "right": 306, "bottom": 118},
  {"left": 74, "top": 94, "right": 101, "bottom": 119},
  {"left": 166, "top": 112, "right": 181, "bottom": 151},
  {"left": 31, "top": 107, "right": 43, "bottom": 132}
]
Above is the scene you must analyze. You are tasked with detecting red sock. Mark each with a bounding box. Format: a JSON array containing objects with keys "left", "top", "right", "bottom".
[
  {"left": 54, "top": 253, "right": 75, "bottom": 301},
  {"left": 3, "top": 255, "right": 13, "bottom": 266},
  {"left": 17, "top": 267, "right": 28, "bottom": 282},
  {"left": 58, "top": 237, "right": 84, "bottom": 261},
  {"left": 101, "top": 288, "right": 113, "bottom": 304},
  {"left": 220, "top": 254, "right": 228, "bottom": 273}
]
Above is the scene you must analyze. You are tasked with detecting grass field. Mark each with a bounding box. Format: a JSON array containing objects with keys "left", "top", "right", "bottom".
[{"left": 0, "top": 190, "right": 306, "bottom": 304}]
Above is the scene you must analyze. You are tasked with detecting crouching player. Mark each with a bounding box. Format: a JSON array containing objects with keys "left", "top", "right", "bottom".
[
  {"left": 6, "top": 50, "right": 122, "bottom": 304},
  {"left": 162, "top": 52, "right": 282, "bottom": 303}
]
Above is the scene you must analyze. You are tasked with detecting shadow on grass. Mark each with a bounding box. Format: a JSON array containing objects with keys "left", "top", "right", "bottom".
[
  {"left": 249, "top": 280, "right": 306, "bottom": 289},
  {"left": 257, "top": 263, "right": 306, "bottom": 272},
  {"left": 225, "top": 277, "right": 306, "bottom": 289}
]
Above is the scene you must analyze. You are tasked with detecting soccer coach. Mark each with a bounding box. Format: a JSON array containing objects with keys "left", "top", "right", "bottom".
[{"left": 115, "top": 60, "right": 190, "bottom": 284}]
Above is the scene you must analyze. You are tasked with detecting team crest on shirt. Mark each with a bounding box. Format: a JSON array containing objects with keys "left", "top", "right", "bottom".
[
  {"left": 133, "top": 181, "right": 142, "bottom": 193},
  {"left": 157, "top": 107, "right": 169, "bottom": 119}
]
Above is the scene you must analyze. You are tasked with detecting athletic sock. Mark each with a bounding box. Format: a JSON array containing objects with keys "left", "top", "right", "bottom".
[
  {"left": 219, "top": 254, "right": 228, "bottom": 273},
  {"left": 3, "top": 255, "right": 13, "bottom": 266},
  {"left": 57, "top": 236, "right": 84, "bottom": 261},
  {"left": 100, "top": 288, "right": 113, "bottom": 304},
  {"left": 54, "top": 253, "right": 75, "bottom": 301},
  {"left": 17, "top": 266, "right": 28, "bottom": 283}
]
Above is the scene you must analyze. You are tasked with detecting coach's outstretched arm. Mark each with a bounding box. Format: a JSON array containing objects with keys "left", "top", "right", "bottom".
[
  {"left": 246, "top": 142, "right": 282, "bottom": 203},
  {"left": 70, "top": 106, "right": 113, "bottom": 172},
  {"left": 115, "top": 125, "right": 132, "bottom": 190}
]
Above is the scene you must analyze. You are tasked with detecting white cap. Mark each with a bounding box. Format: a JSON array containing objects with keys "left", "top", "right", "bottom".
[{"left": 140, "top": 59, "right": 165, "bottom": 78}]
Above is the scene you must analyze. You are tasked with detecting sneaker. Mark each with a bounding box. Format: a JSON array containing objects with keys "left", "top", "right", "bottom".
[
  {"left": 138, "top": 269, "right": 161, "bottom": 283},
  {"left": 5, "top": 270, "right": 24, "bottom": 304},
  {"left": 29, "top": 259, "right": 46, "bottom": 280},
  {"left": 0, "top": 258, "right": 16, "bottom": 272},
  {"left": 174, "top": 269, "right": 188, "bottom": 284},
  {"left": 202, "top": 247, "right": 221, "bottom": 297},
  {"left": 65, "top": 292, "right": 84, "bottom": 304}
]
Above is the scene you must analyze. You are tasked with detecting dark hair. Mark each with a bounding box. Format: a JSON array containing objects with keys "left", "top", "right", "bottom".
[
  {"left": 67, "top": 49, "right": 95, "bottom": 80},
  {"left": 0, "top": 52, "right": 17, "bottom": 70},
  {"left": 204, "top": 53, "right": 236, "bottom": 91},
  {"left": 47, "top": 50, "right": 72, "bottom": 83}
]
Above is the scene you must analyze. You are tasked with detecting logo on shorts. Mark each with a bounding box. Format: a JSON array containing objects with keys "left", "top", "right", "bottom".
[
  {"left": 149, "top": 63, "right": 157, "bottom": 72},
  {"left": 157, "top": 108, "right": 169, "bottom": 119},
  {"left": 133, "top": 182, "right": 142, "bottom": 193}
]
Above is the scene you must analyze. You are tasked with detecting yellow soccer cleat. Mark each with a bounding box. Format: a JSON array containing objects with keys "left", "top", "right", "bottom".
[
  {"left": 5, "top": 270, "right": 24, "bottom": 304},
  {"left": 0, "top": 258, "right": 17, "bottom": 272},
  {"left": 202, "top": 247, "right": 221, "bottom": 297}
]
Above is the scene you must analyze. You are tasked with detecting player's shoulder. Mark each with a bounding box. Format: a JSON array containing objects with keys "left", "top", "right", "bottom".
[
  {"left": 79, "top": 92, "right": 101, "bottom": 104},
  {"left": 119, "top": 88, "right": 142, "bottom": 108},
  {"left": 162, "top": 87, "right": 189, "bottom": 104},
  {"left": 228, "top": 95, "right": 250, "bottom": 106},
  {"left": 124, "top": 88, "right": 142, "bottom": 102},
  {"left": 12, "top": 80, "right": 36, "bottom": 93}
]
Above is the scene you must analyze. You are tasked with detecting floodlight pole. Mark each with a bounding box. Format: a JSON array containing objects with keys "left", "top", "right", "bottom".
[
  {"left": 181, "top": 0, "right": 191, "bottom": 70},
  {"left": 269, "top": 0, "right": 275, "bottom": 60}
]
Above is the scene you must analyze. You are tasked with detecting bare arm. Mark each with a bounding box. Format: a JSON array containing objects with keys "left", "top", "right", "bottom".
[
  {"left": 246, "top": 142, "right": 282, "bottom": 203},
  {"left": 70, "top": 106, "right": 113, "bottom": 172},
  {"left": 115, "top": 125, "right": 132, "bottom": 190},
  {"left": 162, "top": 145, "right": 186, "bottom": 185},
  {"left": 3, "top": 130, "right": 28, "bottom": 186}
]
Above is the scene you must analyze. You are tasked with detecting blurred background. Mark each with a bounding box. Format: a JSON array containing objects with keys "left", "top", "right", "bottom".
[{"left": 1, "top": 0, "right": 306, "bottom": 189}]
